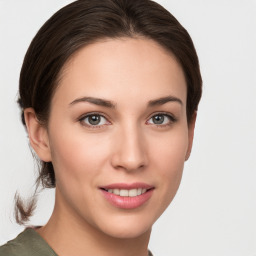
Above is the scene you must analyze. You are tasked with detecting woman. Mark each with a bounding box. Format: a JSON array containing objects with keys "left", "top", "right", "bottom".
[{"left": 0, "top": 0, "right": 202, "bottom": 255}]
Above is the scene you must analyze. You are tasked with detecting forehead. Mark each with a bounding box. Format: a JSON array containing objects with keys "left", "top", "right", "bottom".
[{"left": 53, "top": 38, "right": 187, "bottom": 106}]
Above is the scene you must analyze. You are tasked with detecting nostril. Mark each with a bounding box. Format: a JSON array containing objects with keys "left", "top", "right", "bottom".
[{"left": 110, "top": 136, "right": 148, "bottom": 171}]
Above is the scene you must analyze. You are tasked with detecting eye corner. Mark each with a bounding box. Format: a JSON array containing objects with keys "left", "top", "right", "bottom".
[
  {"left": 146, "top": 112, "right": 177, "bottom": 127},
  {"left": 78, "top": 112, "right": 111, "bottom": 129}
]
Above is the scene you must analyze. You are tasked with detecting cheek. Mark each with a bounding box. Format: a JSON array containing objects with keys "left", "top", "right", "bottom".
[
  {"left": 149, "top": 127, "right": 188, "bottom": 201},
  {"left": 48, "top": 127, "right": 110, "bottom": 186},
  {"left": 151, "top": 126, "right": 188, "bottom": 171},
  {"left": 47, "top": 130, "right": 112, "bottom": 217}
]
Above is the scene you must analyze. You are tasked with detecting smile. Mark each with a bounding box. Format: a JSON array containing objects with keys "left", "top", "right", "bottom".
[
  {"left": 100, "top": 183, "right": 154, "bottom": 209},
  {"left": 102, "top": 188, "right": 148, "bottom": 197}
]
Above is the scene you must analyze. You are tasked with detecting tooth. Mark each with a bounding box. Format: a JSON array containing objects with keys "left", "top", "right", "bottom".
[
  {"left": 108, "top": 188, "right": 148, "bottom": 196},
  {"left": 128, "top": 189, "right": 137, "bottom": 197},
  {"left": 113, "top": 189, "right": 120, "bottom": 195},
  {"left": 120, "top": 189, "right": 129, "bottom": 196}
]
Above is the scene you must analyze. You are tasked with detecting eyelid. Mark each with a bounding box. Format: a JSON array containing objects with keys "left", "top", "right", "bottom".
[
  {"left": 77, "top": 111, "right": 177, "bottom": 128},
  {"left": 78, "top": 112, "right": 111, "bottom": 128},
  {"left": 146, "top": 112, "right": 177, "bottom": 126}
]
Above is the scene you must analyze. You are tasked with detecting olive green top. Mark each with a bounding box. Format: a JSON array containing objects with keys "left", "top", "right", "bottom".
[
  {"left": 0, "top": 228, "right": 57, "bottom": 256},
  {"left": 0, "top": 228, "right": 153, "bottom": 256}
]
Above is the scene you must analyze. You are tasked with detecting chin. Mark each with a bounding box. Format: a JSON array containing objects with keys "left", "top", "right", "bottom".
[
  {"left": 90, "top": 212, "right": 157, "bottom": 240},
  {"left": 103, "top": 223, "right": 151, "bottom": 240}
]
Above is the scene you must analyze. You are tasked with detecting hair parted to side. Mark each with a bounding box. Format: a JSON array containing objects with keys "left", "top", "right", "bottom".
[{"left": 16, "top": 0, "right": 202, "bottom": 224}]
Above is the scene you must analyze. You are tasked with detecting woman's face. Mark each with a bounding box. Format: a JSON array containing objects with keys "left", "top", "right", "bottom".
[{"left": 39, "top": 38, "right": 195, "bottom": 238}]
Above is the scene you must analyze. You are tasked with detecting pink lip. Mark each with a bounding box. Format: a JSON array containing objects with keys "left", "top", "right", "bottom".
[
  {"left": 101, "top": 182, "right": 153, "bottom": 190},
  {"left": 99, "top": 183, "right": 154, "bottom": 209}
]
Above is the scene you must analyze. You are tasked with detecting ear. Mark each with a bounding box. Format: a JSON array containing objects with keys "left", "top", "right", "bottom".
[
  {"left": 185, "top": 112, "right": 197, "bottom": 161},
  {"left": 24, "top": 108, "right": 52, "bottom": 162}
]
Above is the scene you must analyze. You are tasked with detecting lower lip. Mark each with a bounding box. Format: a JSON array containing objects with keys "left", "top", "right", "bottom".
[{"left": 101, "top": 189, "right": 154, "bottom": 209}]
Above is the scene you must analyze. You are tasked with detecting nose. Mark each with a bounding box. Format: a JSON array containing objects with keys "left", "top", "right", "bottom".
[{"left": 111, "top": 125, "right": 148, "bottom": 172}]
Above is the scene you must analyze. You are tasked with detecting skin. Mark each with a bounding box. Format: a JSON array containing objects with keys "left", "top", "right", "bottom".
[{"left": 24, "top": 38, "right": 196, "bottom": 256}]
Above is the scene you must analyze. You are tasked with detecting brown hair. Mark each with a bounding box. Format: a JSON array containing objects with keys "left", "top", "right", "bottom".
[{"left": 16, "top": 0, "right": 202, "bottom": 224}]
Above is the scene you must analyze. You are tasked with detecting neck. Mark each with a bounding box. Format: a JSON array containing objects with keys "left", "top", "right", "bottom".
[{"left": 37, "top": 189, "right": 151, "bottom": 256}]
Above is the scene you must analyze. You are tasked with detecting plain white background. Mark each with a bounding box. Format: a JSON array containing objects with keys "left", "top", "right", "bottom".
[{"left": 0, "top": 1, "right": 255, "bottom": 255}]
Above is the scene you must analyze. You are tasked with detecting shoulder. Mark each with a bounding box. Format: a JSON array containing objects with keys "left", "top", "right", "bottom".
[
  {"left": 0, "top": 229, "right": 27, "bottom": 256},
  {"left": 0, "top": 228, "right": 57, "bottom": 256}
]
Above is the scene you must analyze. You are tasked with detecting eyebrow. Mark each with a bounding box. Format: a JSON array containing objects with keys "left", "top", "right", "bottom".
[
  {"left": 69, "top": 95, "right": 182, "bottom": 108},
  {"left": 69, "top": 97, "right": 115, "bottom": 108},
  {"left": 148, "top": 96, "right": 183, "bottom": 107}
]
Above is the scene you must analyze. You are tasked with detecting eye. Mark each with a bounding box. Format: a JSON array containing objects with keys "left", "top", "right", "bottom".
[
  {"left": 80, "top": 114, "right": 110, "bottom": 127},
  {"left": 147, "top": 113, "right": 176, "bottom": 126}
]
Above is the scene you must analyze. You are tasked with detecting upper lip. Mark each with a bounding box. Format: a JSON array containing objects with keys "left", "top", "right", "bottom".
[{"left": 100, "top": 182, "right": 154, "bottom": 190}]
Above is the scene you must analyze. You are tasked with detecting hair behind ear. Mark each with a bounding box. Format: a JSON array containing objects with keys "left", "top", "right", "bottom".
[
  {"left": 14, "top": 109, "right": 54, "bottom": 225},
  {"left": 186, "top": 111, "right": 197, "bottom": 161},
  {"left": 24, "top": 108, "right": 52, "bottom": 163}
]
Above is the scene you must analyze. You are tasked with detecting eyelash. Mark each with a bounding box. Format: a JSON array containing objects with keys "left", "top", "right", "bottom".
[
  {"left": 146, "top": 112, "right": 177, "bottom": 127},
  {"left": 78, "top": 112, "right": 177, "bottom": 129},
  {"left": 78, "top": 112, "right": 111, "bottom": 129}
]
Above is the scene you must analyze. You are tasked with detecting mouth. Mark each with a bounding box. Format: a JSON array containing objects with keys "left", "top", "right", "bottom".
[
  {"left": 100, "top": 188, "right": 151, "bottom": 197},
  {"left": 99, "top": 183, "right": 154, "bottom": 209}
]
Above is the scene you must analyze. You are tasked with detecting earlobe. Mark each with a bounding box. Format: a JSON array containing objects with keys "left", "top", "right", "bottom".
[
  {"left": 185, "top": 112, "right": 197, "bottom": 161},
  {"left": 24, "top": 108, "right": 52, "bottom": 162}
]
